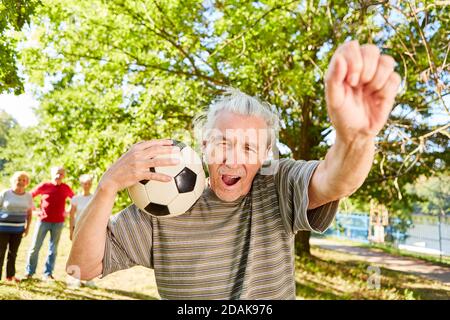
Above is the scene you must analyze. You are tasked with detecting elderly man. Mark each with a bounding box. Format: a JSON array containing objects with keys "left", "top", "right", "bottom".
[
  {"left": 26, "top": 166, "right": 74, "bottom": 281},
  {"left": 67, "top": 41, "right": 400, "bottom": 299}
]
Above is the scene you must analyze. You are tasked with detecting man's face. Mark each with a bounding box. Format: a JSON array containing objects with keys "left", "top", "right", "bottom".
[
  {"left": 51, "top": 168, "right": 65, "bottom": 185},
  {"left": 205, "top": 111, "right": 269, "bottom": 202}
]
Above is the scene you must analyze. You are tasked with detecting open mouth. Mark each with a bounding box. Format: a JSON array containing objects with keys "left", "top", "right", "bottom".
[{"left": 221, "top": 175, "right": 241, "bottom": 186}]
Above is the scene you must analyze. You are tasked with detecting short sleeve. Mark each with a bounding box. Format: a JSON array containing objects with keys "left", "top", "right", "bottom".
[
  {"left": 101, "top": 205, "right": 154, "bottom": 278},
  {"left": 274, "top": 158, "right": 339, "bottom": 235},
  {"left": 66, "top": 185, "right": 75, "bottom": 199}
]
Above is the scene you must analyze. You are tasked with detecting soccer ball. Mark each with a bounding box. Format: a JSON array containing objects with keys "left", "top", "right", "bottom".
[{"left": 127, "top": 140, "right": 206, "bottom": 218}]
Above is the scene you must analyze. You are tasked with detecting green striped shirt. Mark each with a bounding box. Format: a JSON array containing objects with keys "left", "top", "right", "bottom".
[{"left": 102, "top": 158, "right": 339, "bottom": 299}]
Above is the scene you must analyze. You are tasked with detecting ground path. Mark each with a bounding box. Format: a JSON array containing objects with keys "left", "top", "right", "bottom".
[{"left": 311, "top": 237, "right": 450, "bottom": 286}]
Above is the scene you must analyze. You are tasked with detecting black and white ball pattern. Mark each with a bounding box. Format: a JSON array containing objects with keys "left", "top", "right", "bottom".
[{"left": 127, "top": 140, "right": 206, "bottom": 217}]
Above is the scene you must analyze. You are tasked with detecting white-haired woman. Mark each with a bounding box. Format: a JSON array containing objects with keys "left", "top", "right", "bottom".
[
  {"left": 68, "top": 173, "right": 95, "bottom": 287},
  {"left": 69, "top": 174, "right": 94, "bottom": 241},
  {"left": 0, "top": 171, "right": 33, "bottom": 282}
]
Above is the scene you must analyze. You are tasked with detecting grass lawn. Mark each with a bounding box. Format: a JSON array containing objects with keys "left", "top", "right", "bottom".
[
  {"left": 297, "top": 246, "right": 449, "bottom": 299},
  {"left": 0, "top": 216, "right": 160, "bottom": 300},
  {"left": 315, "top": 235, "right": 450, "bottom": 267},
  {"left": 0, "top": 217, "right": 448, "bottom": 300}
]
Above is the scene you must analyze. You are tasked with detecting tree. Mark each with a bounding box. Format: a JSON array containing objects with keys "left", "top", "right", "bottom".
[
  {"left": 0, "top": 110, "right": 17, "bottom": 171},
  {"left": 406, "top": 174, "right": 450, "bottom": 217},
  {"left": 5, "top": 0, "right": 449, "bottom": 256},
  {"left": 0, "top": 0, "right": 40, "bottom": 94}
]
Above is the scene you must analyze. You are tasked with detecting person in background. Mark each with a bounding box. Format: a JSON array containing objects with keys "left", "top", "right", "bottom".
[
  {"left": 68, "top": 173, "right": 95, "bottom": 288},
  {"left": 0, "top": 171, "right": 33, "bottom": 282},
  {"left": 25, "top": 166, "right": 74, "bottom": 281}
]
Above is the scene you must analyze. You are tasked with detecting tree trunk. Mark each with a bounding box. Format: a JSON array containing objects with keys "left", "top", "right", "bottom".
[
  {"left": 294, "top": 100, "right": 313, "bottom": 256},
  {"left": 295, "top": 230, "right": 311, "bottom": 257}
]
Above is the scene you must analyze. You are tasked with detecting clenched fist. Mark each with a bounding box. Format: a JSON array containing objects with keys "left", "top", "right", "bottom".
[{"left": 325, "top": 40, "right": 401, "bottom": 143}]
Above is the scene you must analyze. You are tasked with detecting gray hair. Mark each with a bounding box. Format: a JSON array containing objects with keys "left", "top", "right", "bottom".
[
  {"left": 193, "top": 88, "right": 280, "bottom": 150},
  {"left": 50, "top": 166, "right": 65, "bottom": 176},
  {"left": 79, "top": 174, "right": 93, "bottom": 183}
]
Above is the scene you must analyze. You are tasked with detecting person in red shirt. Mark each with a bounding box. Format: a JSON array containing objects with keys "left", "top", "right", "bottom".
[{"left": 25, "top": 166, "right": 74, "bottom": 281}]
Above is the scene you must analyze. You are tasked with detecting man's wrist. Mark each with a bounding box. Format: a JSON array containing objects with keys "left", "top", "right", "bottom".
[
  {"left": 335, "top": 133, "right": 376, "bottom": 151},
  {"left": 321, "top": 133, "right": 376, "bottom": 198},
  {"left": 96, "top": 181, "right": 118, "bottom": 198}
]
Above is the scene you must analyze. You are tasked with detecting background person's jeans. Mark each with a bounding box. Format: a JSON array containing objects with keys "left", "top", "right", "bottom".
[{"left": 26, "top": 221, "right": 64, "bottom": 276}]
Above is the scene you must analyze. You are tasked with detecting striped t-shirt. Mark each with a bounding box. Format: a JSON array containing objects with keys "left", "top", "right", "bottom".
[
  {"left": 102, "top": 158, "right": 339, "bottom": 299},
  {"left": 0, "top": 189, "right": 33, "bottom": 233}
]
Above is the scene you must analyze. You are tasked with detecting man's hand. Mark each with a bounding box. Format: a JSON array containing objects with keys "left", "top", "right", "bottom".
[
  {"left": 98, "top": 139, "right": 181, "bottom": 195},
  {"left": 324, "top": 41, "right": 401, "bottom": 143},
  {"left": 67, "top": 138, "right": 181, "bottom": 280},
  {"left": 308, "top": 41, "right": 402, "bottom": 208}
]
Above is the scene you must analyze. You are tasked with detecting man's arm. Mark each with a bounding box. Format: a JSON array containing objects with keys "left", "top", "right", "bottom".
[
  {"left": 66, "top": 185, "right": 75, "bottom": 199},
  {"left": 67, "top": 186, "right": 116, "bottom": 280},
  {"left": 66, "top": 139, "right": 179, "bottom": 280},
  {"left": 308, "top": 41, "right": 400, "bottom": 209},
  {"left": 308, "top": 137, "right": 374, "bottom": 209},
  {"left": 31, "top": 182, "right": 44, "bottom": 198}
]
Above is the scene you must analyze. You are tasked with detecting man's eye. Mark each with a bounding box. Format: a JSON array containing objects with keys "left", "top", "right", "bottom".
[{"left": 213, "top": 141, "right": 228, "bottom": 148}]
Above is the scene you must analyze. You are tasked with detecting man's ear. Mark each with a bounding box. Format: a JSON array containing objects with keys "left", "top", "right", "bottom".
[
  {"left": 201, "top": 140, "right": 211, "bottom": 176},
  {"left": 260, "top": 145, "right": 271, "bottom": 163},
  {"left": 201, "top": 140, "right": 208, "bottom": 164},
  {"left": 266, "top": 146, "right": 272, "bottom": 160}
]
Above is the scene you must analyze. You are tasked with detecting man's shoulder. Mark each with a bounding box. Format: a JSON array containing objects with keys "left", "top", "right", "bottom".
[
  {"left": 264, "top": 158, "right": 320, "bottom": 178},
  {"left": 112, "top": 204, "right": 151, "bottom": 223},
  {"left": 32, "top": 182, "right": 50, "bottom": 192},
  {"left": 256, "top": 158, "right": 296, "bottom": 176},
  {"left": 61, "top": 183, "right": 74, "bottom": 194},
  {"left": 252, "top": 169, "right": 277, "bottom": 193},
  {"left": 254, "top": 158, "right": 296, "bottom": 181}
]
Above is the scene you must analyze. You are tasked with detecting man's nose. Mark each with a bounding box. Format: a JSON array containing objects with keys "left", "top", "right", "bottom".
[{"left": 224, "top": 148, "right": 242, "bottom": 167}]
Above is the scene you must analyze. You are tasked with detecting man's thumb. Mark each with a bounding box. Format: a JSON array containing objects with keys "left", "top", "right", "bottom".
[{"left": 325, "top": 53, "right": 347, "bottom": 109}]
